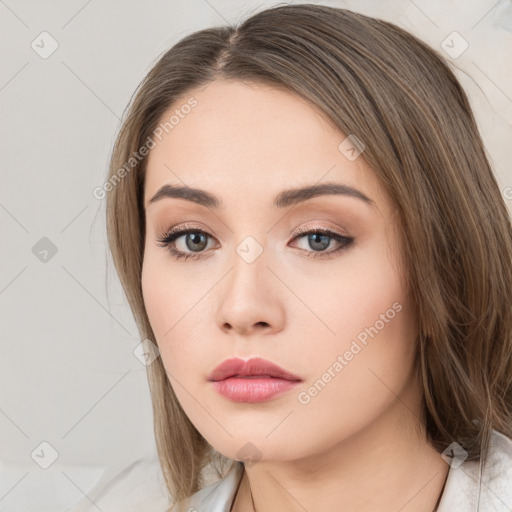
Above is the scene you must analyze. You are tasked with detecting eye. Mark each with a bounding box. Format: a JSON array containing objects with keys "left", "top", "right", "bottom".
[
  {"left": 156, "top": 224, "right": 355, "bottom": 261},
  {"left": 156, "top": 224, "right": 216, "bottom": 261},
  {"left": 290, "top": 226, "right": 354, "bottom": 259}
]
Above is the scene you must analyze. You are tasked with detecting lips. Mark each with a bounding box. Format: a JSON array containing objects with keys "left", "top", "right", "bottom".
[{"left": 208, "top": 357, "right": 302, "bottom": 382}]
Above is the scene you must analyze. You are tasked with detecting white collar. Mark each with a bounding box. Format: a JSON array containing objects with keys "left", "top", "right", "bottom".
[{"left": 437, "top": 429, "right": 512, "bottom": 511}]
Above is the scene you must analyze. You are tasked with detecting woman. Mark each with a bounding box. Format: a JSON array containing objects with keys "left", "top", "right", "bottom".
[{"left": 105, "top": 4, "right": 512, "bottom": 511}]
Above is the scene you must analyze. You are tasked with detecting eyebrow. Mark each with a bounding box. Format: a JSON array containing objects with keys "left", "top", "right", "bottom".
[{"left": 146, "top": 182, "right": 375, "bottom": 209}]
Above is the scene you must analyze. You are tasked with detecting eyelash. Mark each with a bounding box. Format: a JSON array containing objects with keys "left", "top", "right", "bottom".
[{"left": 156, "top": 224, "right": 355, "bottom": 261}]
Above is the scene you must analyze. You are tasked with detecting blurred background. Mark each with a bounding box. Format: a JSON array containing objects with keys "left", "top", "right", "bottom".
[{"left": 0, "top": 0, "right": 511, "bottom": 510}]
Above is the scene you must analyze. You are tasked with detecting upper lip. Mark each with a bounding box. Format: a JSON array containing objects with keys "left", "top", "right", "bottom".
[{"left": 208, "top": 357, "right": 302, "bottom": 382}]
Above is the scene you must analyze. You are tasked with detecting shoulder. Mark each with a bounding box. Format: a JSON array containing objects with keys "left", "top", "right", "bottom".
[
  {"left": 170, "top": 462, "right": 244, "bottom": 512},
  {"left": 438, "top": 429, "right": 512, "bottom": 511}
]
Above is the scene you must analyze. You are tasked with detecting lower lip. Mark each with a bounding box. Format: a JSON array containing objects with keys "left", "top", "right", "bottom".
[{"left": 211, "top": 377, "right": 301, "bottom": 402}]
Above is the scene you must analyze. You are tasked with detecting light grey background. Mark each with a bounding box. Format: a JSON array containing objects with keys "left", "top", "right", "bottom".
[{"left": 0, "top": 1, "right": 511, "bottom": 511}]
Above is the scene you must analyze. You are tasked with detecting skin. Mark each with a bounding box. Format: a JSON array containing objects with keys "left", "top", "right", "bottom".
[{"left": 141, "top": 79, "right": 449, "bottom": 512}]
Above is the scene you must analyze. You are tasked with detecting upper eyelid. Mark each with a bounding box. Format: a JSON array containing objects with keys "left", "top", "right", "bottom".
[
  {"left": 161, "top": 221, "right": 350, "bottom": 239},
  {"left": 292, "top": 223, "right": 349, "bottom": 237}
]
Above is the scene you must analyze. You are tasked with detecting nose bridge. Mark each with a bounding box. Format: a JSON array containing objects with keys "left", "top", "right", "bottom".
[
  {"left": 235, "top": 233, "right": 266, "bottom": 266},
  {"left": 228, "top": 233, "right": 269, "bottom": 299}
]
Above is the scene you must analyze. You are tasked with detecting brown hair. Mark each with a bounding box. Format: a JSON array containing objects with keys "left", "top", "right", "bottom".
[{"left": 105, "top": 4, "right": 512, "bottom": 510}]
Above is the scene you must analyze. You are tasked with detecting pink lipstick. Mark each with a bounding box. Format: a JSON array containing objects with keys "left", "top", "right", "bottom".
[{"left": 208, "top": 357, "right": 302, "bottom": 403}]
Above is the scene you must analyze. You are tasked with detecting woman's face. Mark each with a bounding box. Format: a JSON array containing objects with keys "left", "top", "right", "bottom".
[{"left": 141, "top": 79, "right": 420, "bottom": 463}]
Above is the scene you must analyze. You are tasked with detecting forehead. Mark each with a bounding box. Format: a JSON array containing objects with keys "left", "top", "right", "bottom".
[{"left": 143, "top": 79, "right": 390, "bottom": 214}]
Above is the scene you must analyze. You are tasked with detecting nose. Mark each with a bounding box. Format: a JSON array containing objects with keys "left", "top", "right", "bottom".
[{"left": 215, "top": 244, "right": 286, "bottom": 337}]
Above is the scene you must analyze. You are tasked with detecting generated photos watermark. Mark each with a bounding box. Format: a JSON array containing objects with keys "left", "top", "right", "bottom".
[
  {"left": 93, "top": 96, "right": 198, "bottom": 200},
  {"left": 297, "top": 301, "right": 403, "bottom": 405}
]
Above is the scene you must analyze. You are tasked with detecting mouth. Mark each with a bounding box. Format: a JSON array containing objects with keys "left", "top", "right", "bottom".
[{"left": 208, "top": 357, "right": 302, "bottom": 403}]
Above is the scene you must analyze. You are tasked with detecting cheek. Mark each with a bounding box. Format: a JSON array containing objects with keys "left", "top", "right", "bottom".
[
  {"left": 292, "top": 237, "right": 417, "bottom": 409},
  {"left": 141, "top": 244, "right": 195, "bottom": 338},
  {"left": 141, "top": 251, "right": 209, "bottom": 375},
  {"left": 141, "top": 255, "right": 171, "bottom": 341},
  {"left": 294, "top": 301, "right": 417, "bottom": 455},
  {"left": 290, "top": 236, "right": 411, "bottom": 344}
]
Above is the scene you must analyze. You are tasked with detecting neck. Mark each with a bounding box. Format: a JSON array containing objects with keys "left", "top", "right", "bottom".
[{"left": 232, "top": 381, "right": 449, "bottom": 512}]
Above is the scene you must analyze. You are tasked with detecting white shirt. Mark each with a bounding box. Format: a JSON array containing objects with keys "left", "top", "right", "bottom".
[{"left": 177, "top": 429, "right": 512, "bottom": 511}]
